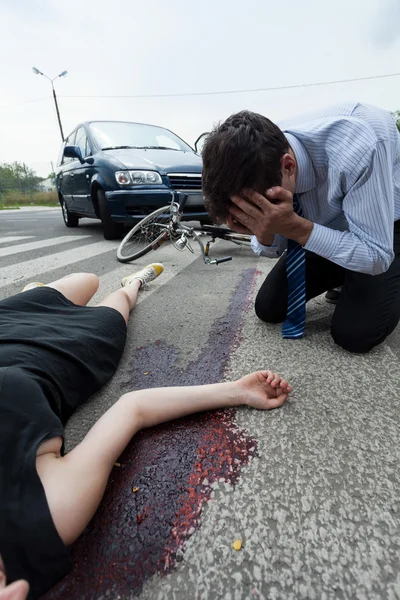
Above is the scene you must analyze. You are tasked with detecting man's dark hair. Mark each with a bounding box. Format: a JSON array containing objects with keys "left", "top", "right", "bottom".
[{"left": 202, "top": 110, "right": 289, "bottom": 223}]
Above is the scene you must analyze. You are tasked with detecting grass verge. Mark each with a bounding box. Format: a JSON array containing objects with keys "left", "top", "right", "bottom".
[{"left": 0, "top": 190, "right": 59, "bottom": 208}]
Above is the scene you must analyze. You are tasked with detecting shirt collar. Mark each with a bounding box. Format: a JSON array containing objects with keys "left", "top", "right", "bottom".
[{"left": 285, "top": 132, "right": 316, "bottom": 194}]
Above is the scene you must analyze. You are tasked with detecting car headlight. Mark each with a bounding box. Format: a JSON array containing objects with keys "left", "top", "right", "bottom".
[
  {"left": 115, "top": 171, "right": 162, "bottom": 185},
  {"left": 115, "top": 171, "right": 131, "bottom": 185}
]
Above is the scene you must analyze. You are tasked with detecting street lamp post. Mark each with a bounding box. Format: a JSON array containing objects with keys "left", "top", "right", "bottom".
[{"left": 32, "top": 67, "right": 68, "bottom": 141}]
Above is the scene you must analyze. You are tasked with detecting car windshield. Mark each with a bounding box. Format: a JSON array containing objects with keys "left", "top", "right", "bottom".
[{"left": 89, "top": 122, "right": 192, "bottom": 152}]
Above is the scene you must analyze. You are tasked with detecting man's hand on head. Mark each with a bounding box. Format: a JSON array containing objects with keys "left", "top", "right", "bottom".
[
  {"left": 226, "top": 200, "right": 276, "bottom": 246},
  {"left": 225, "top": 214, "right": 254, "bottom": 236},
  {"left": 228, "top": 187, "right": 314, "bottom": 246}
]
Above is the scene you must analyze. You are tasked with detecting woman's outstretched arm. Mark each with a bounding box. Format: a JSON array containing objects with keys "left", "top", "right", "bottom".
[
  {"left": 0, "top": 556, "right": 29, "bottom": 600},
  {"left": 36, "top": 371, "right": 292, "bottom": 546}
]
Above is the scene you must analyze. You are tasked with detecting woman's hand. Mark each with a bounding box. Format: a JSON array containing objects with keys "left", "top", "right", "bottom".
[
  {"left": 236, "top": 370, "right": 293, "bottom": 410},
  {"left": 0, "top": 557, "right": 29, "bottom": 600}
]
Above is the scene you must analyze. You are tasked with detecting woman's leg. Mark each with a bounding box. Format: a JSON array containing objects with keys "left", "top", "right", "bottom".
[
  {"left": 47, "top": 273, "right": 100, "bottom": 306},
  {"left": 95, "top": 263, "right": 164, "bottom": 325},
  {"left": 40, "top": 264, "right": 163, "bottom": 316},
  {"left": 95, "top": 280, "right": 140, "bottom": 325}
]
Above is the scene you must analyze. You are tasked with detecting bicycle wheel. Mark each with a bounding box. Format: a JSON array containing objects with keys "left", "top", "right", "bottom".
[{"left": 117, "top": 205, "right": 172, "bottom": 263}]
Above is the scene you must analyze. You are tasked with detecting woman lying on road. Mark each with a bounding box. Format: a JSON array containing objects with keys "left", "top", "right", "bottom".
[{"left": 0, "top": 266, "right": 292, "bottom": 600}]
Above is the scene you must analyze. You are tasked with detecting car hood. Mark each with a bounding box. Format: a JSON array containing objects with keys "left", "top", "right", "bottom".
[{"left": 103, "top": 148, "right": 202, "bottom": 173}]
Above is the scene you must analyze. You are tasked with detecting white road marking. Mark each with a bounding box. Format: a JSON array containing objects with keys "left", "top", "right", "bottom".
[
  {"left": 0, "top": 236, "right": 35, "bottom": 245},
  {"left": 0, "top": 239, "right": 119, "bottom": 288},
  {"left": 2, "top": 219, "right": 39, "bottom": 222},
  {"left": 0, "top": 235, "right": 91, "bottom": 259}
]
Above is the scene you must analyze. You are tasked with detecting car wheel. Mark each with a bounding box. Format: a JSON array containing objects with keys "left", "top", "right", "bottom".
[
  {"left": 97, "top": 189, "right": 124, "bottom": 240},
  {"left": 61, "top": 197, "right": 79, "bottom": 228}
]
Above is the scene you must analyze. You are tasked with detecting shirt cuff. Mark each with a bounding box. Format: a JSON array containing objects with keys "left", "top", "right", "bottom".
[
  {"left": 304, "top": 223, "right": 340, "bottom": 259},
  {"left": 250, "top": 235, "right": 285, "bottom": 258}
]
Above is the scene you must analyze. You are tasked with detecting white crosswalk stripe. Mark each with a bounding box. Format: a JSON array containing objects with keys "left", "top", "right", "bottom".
[
  {"left": 0, "top": 236, "right": 35, "bottom": 245},
  {"left": 0, "top": 235, "right": 91, "bottom": 259},
  {"left": 0, "top": 239, "right": 119, "bottom": 288}
]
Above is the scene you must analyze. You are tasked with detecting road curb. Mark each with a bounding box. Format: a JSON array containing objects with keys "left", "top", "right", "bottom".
[{"left": 0, "top": 207, "right": 60, "bottom": 214}]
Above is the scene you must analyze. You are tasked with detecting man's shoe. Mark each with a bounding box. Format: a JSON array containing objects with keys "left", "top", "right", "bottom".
[
  {"left": 121, "top": 264, "right": 164, "bottom": 289},
  {"left": 325, "top": 286, "right": 343, "bottom": 304},
  {"left": 22, "top": 282, "right": 45, "bottom": 292}
]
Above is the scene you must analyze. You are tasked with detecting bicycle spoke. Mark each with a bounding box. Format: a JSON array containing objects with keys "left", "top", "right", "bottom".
[
  {"left": 118, "top": 215, "right": 171, "bottom": 260},
  {"left": 120, "top": 225, "right": 163, "bottom": 257}
]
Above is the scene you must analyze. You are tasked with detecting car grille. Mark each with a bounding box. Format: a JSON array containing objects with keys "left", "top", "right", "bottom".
[
  {"left": 125, "top": 206, "right": 205, "bottom": 217},
  {"left": 167, "top": 173, "right": 202, "bottom": 191}
]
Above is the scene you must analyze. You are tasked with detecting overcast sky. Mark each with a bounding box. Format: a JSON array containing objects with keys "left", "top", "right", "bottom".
[{"left": 0, "top": 0, "right": 399, "bottom": 178}]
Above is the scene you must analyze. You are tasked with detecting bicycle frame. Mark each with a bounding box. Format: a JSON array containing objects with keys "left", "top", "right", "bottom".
[{"left": 152, "top": 192, "right": 233, "bottom": 265}]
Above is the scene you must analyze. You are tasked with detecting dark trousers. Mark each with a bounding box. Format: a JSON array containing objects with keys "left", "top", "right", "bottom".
[{"left": 255, "top": 221, "right": 400, "bottom": 353}]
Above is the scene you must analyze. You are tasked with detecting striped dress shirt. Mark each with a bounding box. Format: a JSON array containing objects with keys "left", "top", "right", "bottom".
[{"left": 251, "top": 102, "right": 400, "bottom": 275}]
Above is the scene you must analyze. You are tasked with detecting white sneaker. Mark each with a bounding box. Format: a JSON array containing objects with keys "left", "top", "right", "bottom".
[{"left": 121, "top": 264, "right": 164, "bottom": 289}]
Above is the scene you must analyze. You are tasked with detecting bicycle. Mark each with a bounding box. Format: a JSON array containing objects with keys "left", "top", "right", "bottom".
[{"left": 117, "top": 193, "right": 252, "bottom": 265}]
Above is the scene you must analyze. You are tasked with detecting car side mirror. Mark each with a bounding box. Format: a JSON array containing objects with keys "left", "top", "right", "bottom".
[
  {"left": 194, "top": 132, "right": 209, "bottom": 155},
  {"left": 64, "top": 145, "right": 84, "bottom": 164}
]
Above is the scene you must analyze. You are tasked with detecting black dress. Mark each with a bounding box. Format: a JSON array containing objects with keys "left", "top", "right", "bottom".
[{"left": 0, "top": 287, "right": 127, "bottom": 599}]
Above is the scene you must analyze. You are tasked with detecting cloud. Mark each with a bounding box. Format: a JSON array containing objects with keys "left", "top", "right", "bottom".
[{"left": 372, "top": 0, "right": 400, "bottom": 46}]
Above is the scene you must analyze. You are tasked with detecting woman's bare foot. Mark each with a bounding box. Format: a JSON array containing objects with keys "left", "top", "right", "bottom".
[{"left": 236, "top": 370, "right": 293, "bottom": 410}]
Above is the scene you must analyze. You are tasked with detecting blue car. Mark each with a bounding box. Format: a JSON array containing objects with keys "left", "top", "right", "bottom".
[{"left": 56, "top": 120, "right": 207, "bottom": 239}]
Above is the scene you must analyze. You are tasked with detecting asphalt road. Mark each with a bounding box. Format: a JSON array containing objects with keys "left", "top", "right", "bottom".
[{"left": 1, "top": 208, "right": 400, "bottom": 600}]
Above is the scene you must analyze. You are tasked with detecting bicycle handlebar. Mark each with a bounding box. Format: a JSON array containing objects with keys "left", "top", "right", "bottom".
[{"left": 211, "top": 256, "right": 232, "bottom": 265}]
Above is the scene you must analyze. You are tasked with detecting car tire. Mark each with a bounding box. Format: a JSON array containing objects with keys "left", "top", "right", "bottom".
[
  {"left": 61, "top": 197, "right": 79, "bottom": 228},
  {"left": 97, "top": 188, "right": 124, "bottom": 240}
]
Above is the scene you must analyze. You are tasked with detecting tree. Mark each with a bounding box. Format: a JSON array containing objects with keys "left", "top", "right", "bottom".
[
  {"left": 0, "top": 162, "right": 43, "bottom": 195},
  {"left": 0, "top": 164, "right": 16, "bottom": 194}
]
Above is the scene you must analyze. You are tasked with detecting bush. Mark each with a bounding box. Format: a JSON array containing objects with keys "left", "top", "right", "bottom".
[{"left": 0, "top": 190, "right": 59, "bottom": 207}]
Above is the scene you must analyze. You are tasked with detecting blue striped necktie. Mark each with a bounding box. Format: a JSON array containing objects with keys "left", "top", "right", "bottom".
[{"left": 282, "top": 194, "right": 306, "bottom": 339}]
